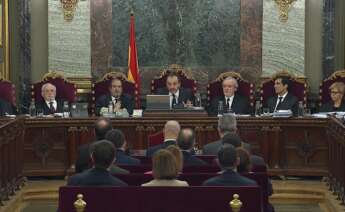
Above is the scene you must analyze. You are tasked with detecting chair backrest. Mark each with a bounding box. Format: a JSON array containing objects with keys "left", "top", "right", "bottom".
[
  {"left": 260, "top": 70, "right": 307, "bottom": 107},
  {"left": 151, "top": 64, "right": 197, "bottom": 94},
  {"left": 207, "top": 72, "right": 255, "bottom": 107},
  {"left": 31, "top": 71, "right": 77, "bottom": 103},
  {"left": 0, "top": 79, "right": 16, "bottom": 106},
  {"left": 59, "top": 186, "right": 263, "bottom": 212},
  {"left": 147, "top": 131, "right": 164, "bottom": 147},
  {"left": 319, "top": 70, "right": 345, "bottom": 105},
  {"left": 91, "top": 71, "right": 137, "bottom": 115}
]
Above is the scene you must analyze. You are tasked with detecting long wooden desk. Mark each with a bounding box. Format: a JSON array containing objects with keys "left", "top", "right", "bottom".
[{"left": 21, "top": 116, "right": 329, "bottom": 177}]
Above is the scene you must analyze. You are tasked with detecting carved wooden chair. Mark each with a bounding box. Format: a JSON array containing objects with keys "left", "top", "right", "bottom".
[
  {"left": 31, "top": 71, "right": 77, "bottom": 103},
  {"left": 0, "top": 79, "right": 16, "bottom": 107},
  {"left": 319, "top": 70, "right": 345, "bottom": 106},
  {"left": 91, "top": 71, "right": 137, "bottom": 115},
  {"left": 151, "top": 64, "right": 197, "bottom": 94},
  {"left": 259, "top": 70, "right": 308, "bottom": 107},
  {"left": 207, "top": 72, "right": 255, "bottom": 107}
]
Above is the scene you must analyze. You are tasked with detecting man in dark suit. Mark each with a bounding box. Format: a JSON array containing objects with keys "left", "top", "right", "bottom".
[
  {"left": 177, "top": 128, "right": 207, "bottom": 166},
  {"left": 95, "top": 78, "right": 134, "bottom": 116},
  {"left": 203, "top": 114, "right": 237, "bottom": 155},
  {"left": 0, "top": 98, "right": 13, "bottom": 116},
  {"left": 146, "top": 120, "right": 180, "bottom": 157},
  {"left": 68, "top": 140, "right": 128, "bottom": 186},
  {"left": 105, "top": 129, "right": 140, "bottom": 165},
  {"left": 203, "top": 145, "right": 257, "bottom": 186},
  {"left": 35, "top": 83, "right": 65, "bottom": 115},
  {"left": 75, "top": 118, "right": 112, "bottom": 173},
  {"left": 208, "top": 77, "right": 251, "bottom": 115},
  {"left": 155, "top": 72, "right": 194, "bottom": 109},
  {"left": 265, "top": 76, "right": 298, "bottom": 116}
]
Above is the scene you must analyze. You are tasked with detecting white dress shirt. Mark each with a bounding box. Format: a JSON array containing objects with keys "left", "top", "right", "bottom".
[
  {"left": 169, "top": 90, "right": 179, "bottom": 108},
  {"left": 225, "top": 95, "right": 234, "bottom": 110},
  {"left": 45, "top": 100, "right": 57, "bottom": 111},
  {"left": 274, "top": 92, "right": 288, "bottom": 111}
]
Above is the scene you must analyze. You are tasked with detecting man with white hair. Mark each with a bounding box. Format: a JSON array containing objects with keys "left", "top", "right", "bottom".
[
  {"left": 208, "top": 77, "right": 251, "bottom": 115},
  {"left": 36, "top": 83, "right": 65, "bottom": 115},
  {"left": 146, "top": 120, "right": 181, "bottom": 157}
]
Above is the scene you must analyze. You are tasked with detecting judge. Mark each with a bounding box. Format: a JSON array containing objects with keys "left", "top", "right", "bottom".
[
  {"left": 208, "top": 77, "right": 251, "bottom": 115},
  {"left": 320, "top": 82, "right": 345, "bottom": 112},
  {"left": 155, "top": 73, "right": 194, "bottom": 109},
  {"left": 265, "top": 76, "right": 298, "bottom": 116},
  {"left": 95, "top": 78, "right": 134, "bottom": 116},
  {"left": 36, "top": 83, "right": 65, "bottom": 115}
]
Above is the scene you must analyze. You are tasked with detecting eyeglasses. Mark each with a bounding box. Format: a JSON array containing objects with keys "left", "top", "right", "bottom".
[{"left": 330, "top": 91, "right": 343, "bottom": 95}]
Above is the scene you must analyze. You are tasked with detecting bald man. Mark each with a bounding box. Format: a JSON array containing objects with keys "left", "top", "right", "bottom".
[
  {"left": 35, "top": 83, "right": 65, "bottom": 115},
  {"left": 146, "top": 120, "right": 181, "bottom": 157},
  {"left": 208, "top": 77, "right": 251, "bottom": 115}
]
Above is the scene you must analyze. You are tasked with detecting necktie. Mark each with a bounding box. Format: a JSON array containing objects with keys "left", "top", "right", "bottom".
[
  {"left": 49, "top": 102, "right": 55, "bottom": 113},
  {"left": 275, "top": 97, "right": 283, "bottom": 111},
  {"left": 226, "top": 98, "right": 230, "bottom": 110},
  {"left": 172, "top": 94, "right": 177, "bottom": 108}
]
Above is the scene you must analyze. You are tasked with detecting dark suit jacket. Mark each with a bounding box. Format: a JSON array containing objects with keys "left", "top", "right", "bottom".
[
  {"left": 75, "top": 143, "right": 92, "bottom": 173},
  {"left": 208, "top": 94, "right": 251, "bottom": 115},
  {"left": 182, "top": 151, "right": 208, "bottom": 166},
  {"left": 202, "top": 169, "right": 257, "bottom": 186},
  {"left": 109, "top": 165, "right": 130, "bottom": 175},
  {"left": 266, "top": 93, "right": 298, "bottom": 116},
  {"left": 156, "top": 87, "right": 194, "bottom": 108},
  {"left": 320, "top": 101, "right": 345, "bottom": 112},
  {"left": 36, "top": 99, "right": 65, "bottom": 115},
  {"left": 0, "top": 98, "right": 13, "bottom": 116},
  {"left": 146, "top": 140, "right": 176, "bottom": 157},
  {"left": 67, "top": 167, "right": 128, "bottom": 186},
  {"left": 95, "top": 93, "right": 134, "bottom": 116},
  {"left": 203, "top": 140, "right": 252, "bottom": 155},
  {"left": 116, "top": 150, "right": 141, "bottom": 165}
]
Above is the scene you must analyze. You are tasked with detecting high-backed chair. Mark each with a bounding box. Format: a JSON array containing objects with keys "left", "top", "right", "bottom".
[
  {"left": 207, "top": 72, "right": 255, "bottom": 107},
  {"left": 151, "top": 64, "right": 197, "bottom": 94},
  {"left": 31, "top": 71, "right": 77, "bottom": 103},
  {"left": 92, "top": 71, "right": 137, "bottom": 115},
  {"left": 260, "top": 70, "right": 307, "bottom": 107},
  {"left": 0, "top": 79, "right": 16, "bottom": 106},
  {"left": 319, "top": 70, "right": 345, "bottom": 106}
]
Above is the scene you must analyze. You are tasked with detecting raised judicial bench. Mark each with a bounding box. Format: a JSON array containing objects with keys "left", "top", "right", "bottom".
[
  {"left": 134, "top": 155, "right": 217, "bottom": 165},
  {"left": 118, "top": 164, "right": 222, "bottom": 173},
  {"left": 59, "top": 186, "right": 263, "bottom": 212}
]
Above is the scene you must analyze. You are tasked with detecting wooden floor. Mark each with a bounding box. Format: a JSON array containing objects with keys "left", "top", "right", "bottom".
[{"left": 0, "top": 179, "right": 344, "bottom": 212}]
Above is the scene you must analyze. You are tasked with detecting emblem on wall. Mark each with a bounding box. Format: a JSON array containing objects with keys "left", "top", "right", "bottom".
[
  {"left": 274, "top": 0, "right": 296, "bottom": 22},
  {"left": 60, "top": 0, "right": 79, "bottom": 22}
]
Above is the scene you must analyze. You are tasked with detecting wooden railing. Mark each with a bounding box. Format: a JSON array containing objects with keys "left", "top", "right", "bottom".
[
  {"left": 0, "top": 117, "right": 25, "bottom": 206},
  {"left": 326, "top": 117, "right": 345, "bottom": 204}
]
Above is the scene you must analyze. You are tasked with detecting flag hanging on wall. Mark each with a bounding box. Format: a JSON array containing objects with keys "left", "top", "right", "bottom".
[{"left": 127, "top": 11, "right": 141, "bottom": 108}]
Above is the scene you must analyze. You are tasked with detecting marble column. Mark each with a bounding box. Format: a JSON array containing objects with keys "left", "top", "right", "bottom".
[
  {"left": 322, "top": 0, "right": 335, "bottom": 77},
  {"left": 18, "top": 0, "right": 31, "bottom": 113}
]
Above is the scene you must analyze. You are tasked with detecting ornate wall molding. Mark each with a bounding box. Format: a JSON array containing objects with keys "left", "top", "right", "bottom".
[{"left": 274, "top": 0, "right": 296, "bottom": 22}]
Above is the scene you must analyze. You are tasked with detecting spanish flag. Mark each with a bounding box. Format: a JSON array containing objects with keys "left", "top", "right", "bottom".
[{"left": 127, "top": 11, "right": 140, "bottom": 108}]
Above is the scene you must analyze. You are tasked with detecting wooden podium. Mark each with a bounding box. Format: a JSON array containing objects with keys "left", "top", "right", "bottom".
[{"left": 143, "top": 109, "right": 208, "bottom": 117}]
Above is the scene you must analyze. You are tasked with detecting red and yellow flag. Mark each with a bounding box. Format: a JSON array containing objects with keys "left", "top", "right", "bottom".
[{"left": 127, "top": 12, "right": 140, "bottom": 108}]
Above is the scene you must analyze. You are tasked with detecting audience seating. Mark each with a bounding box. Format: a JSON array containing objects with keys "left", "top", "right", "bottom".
[
  {"left": 91, "top": 71, "right": 138, "bottom": 114},
  {"left": 31, "top": 71, "right": 77, "bottom": 103},
  {"left": 260, "top": 70, "right": 308, "bottom": 107},
  {"left": 150, "top": 64, "right": 197, "bottom": 94},
  {"left": 319, "top": 70, "right": 345, "bottom": 106},
  {"left": 133, "top": 155, "right": 216, "bottom": 165},
  {"left": 59, "top": 186, "right": 263, "bottom": 212},
  {"left": 0, "top": 79, "right": 16, "bottom": 107},
  {"left": 207, "top": 71, "right": 255, "bottom": 107}
]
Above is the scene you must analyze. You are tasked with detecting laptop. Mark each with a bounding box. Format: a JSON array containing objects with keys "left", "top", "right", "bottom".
[
  {"left": 70, "top": 103, "right": 89, "bottom": 118},
  {"left": 146, "top": 95, "right": 170, "bottom": 110}
]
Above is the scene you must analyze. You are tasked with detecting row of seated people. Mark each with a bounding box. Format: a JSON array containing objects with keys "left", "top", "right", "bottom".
[{"left": 1, "top": 70, "right": 345, "bottom": 116}]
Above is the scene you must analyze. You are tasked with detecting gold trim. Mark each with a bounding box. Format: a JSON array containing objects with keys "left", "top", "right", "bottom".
[
  {"left": 260, "top": 70, "right": 306, "bottom": 86},
  {"left": 323, "top": 69, "right": 345, "bottom": 81},
  {"left": 95, "top": 71, "right": 133, "bottom": 84},
  {"left": 154, "top": 64, "right": 194, "bottom": 80},
  {"left": 1, "top": 0, "right": 9, "bottom": 80},
  {"left": 274, "top": 0, "right": 296, "bottom": 23},
  {"left": 60, "top": 0, "right": 79, "bottom": 22},
  {"left": 210, "top": 71, "right": 250, "bottom": 84}
]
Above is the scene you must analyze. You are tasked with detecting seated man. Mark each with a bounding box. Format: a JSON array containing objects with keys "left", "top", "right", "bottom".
[
  {"left": 36, "top": 83, "right": 65, "bottom": 115},
  {"left": 265, "top": 76, "right": 298, "bottom": 116},
  {"left": 202, "top": 145, "right": 257, "bottom": 186},
  {"left": 155, "top": 72, "right": 194, "bottom": 108},
  {"left": 146, "top": 120, "right": 180, "bottom": 157},
  {"left": 105, "top": 129, "right": 140, "bottom": 165},
  {"left": 177, "top": 128, "right": 207, "bottom": 166},
  {"left": 95, "top": 78, "right": 134, "bottom": 116},
  {"left": 0, "top": 98, "right": 13, "bottom": 116},
  {"left": 67, "top": 140, "right": 128, "bottom": 186},
  {"left": 208, "top": 77, "right": 251, "bottom": 115},
  {"left": 75, "top": 118, "right": 112, "bottom": 173}
]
